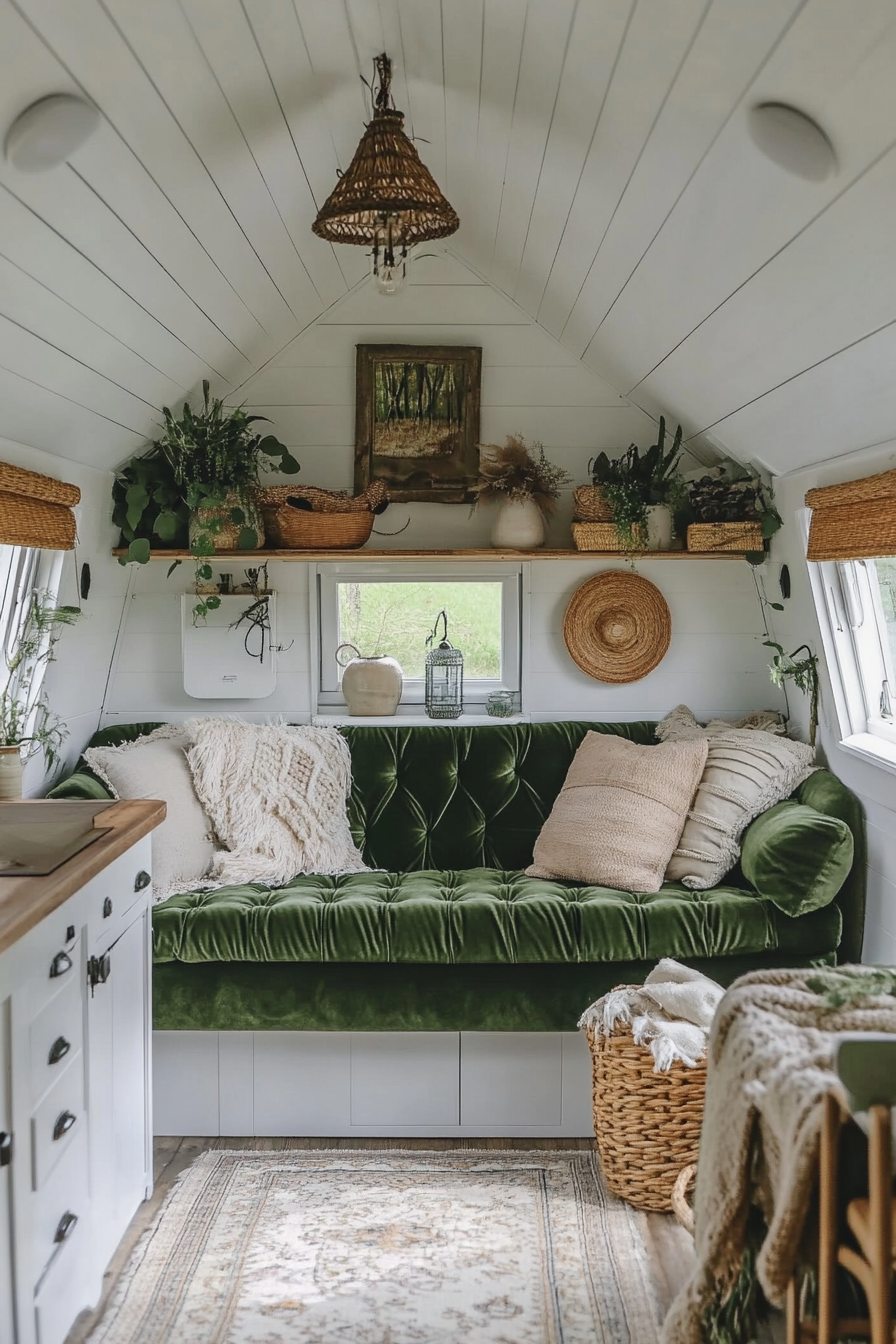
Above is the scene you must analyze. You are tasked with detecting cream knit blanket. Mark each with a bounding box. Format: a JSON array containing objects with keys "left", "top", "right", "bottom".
[
  {"left": 663, "top": 967, "right": 896, "bottom": 1344},
  {"left": 185, "top": 719, "right": 369, "bottom": 888},
  {"left": 579, "top": 959, "right": 725, "bottom": 1072}
]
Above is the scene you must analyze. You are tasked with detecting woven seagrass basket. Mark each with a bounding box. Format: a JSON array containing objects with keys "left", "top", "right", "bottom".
[
  {"left": 254, "top": 484, "right": 384, "bottom": 549},
  {"left": 572, "top": 484, "right": 614, "bottom": 522},
  {"left": 687, "top": 521, "right": 763, "bottom": 553},
  {"left": 583, "top": 1009, "right": 706, "bottom": 1212},
  {"left": 571, "top": 521, "right": 638, "bottom": 552}
]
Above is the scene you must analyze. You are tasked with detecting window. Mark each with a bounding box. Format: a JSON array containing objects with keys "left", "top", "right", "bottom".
[
  {"left": 316, "top": 562, "right": 523, "bottom": 712},
  {"left": 0, "top": 544, "right": 64, "bottom": 728},
  {"left": 811, "top": 542, "right": 896, "bottom": 766}
]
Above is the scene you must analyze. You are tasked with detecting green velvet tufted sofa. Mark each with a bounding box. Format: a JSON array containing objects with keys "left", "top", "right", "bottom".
[{"left": 50, "top": 720, "right": 866, "bottom": 1035}]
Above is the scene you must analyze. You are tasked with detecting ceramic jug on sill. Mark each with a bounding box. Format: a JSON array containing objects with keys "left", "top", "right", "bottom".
[{"left": 336, "top": 643, "right": 403, "bottom": 716}]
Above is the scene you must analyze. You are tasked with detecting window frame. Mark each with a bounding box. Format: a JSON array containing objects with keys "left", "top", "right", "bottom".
[
  {"left": 0, "top": 544, "right": 65, "bottom": 740},
  {"left": 313, "top": 561, "right": 524, "bottom": 713},
  {"left": 807, "top": 509, "right": 896, "bottom": 774}
]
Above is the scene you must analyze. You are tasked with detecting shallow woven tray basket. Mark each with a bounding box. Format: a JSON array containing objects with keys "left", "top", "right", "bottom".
[
  {"left": 687, "top": 521, "right": 763, "bottom": 553},
  {"left": 571, "top": 521, "right": 629, "bottom": 552},
  {"left": 583, "top": 1009, "right": 706, "bottom": 1212}
]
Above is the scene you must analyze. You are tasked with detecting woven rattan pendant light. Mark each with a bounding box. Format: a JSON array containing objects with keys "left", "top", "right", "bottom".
[{"left": 312, "top": 55, "right": 458, "bottom": 293}]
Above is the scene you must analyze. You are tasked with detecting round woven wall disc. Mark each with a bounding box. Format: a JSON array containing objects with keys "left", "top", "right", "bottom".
[{"left": 563, "top": 571, "right": 672, "bottom": 683}]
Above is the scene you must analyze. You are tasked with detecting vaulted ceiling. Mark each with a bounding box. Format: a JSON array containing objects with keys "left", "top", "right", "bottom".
[{"left": 1, "top": 0, "right": 894, "bottom": 476}]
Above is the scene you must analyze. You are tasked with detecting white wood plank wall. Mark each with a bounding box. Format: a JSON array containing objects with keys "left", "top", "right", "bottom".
[{"left": 93, "top": 254, "right": 781, "bottom": 725}]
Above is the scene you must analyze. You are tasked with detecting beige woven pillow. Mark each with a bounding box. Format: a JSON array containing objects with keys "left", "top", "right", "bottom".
[
  {"left": 85, "top": 727, "right": 216, "bottom": 903},
  {"left": 526, "top": 733, "right": 709, "bottom": 893},
  {"left": 665, "top": 729, "right": 816, "bottom": 890}
]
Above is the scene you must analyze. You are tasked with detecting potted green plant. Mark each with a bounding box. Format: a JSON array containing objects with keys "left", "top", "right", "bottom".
[
  {"left": 0, "top": 589, "right": 82, "bottom": 797},
  {"left": 114, "top": 381, "right": 300, "bottom": 616},
  {"left": 686, "top": 467, "right": 782, "bottom": 562},
  {"left": 589, "top": 417, "right": 686, "bottom": 552},
  {"left": 472, "top": 435, "right": 572, "bottom": 549},
  {"left": 765, "top": 641, "right": 820, "bottom": 745}
]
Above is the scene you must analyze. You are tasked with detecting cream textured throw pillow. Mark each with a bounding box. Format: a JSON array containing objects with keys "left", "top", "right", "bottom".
[
  {"left": 184, "top": 719, "right": 369, "bottom": 889},
  {"left": 526, "top": 733, "right": 708, "bottom": 893},
  {"left": 85, "top": 726, "right": 216, "bottom": 903},
  {"left": 664, "top": 728, "right": 816, "bottom": 890}
]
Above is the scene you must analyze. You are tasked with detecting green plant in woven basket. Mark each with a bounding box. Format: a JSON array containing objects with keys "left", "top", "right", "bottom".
[
  {"left": 589, "top": 416, "right": 686, "bottom": 551},
  {"left": 685, "top": 465, "right": 782, "bottom": 565},
  {"left": 114, "top": 381, "right": 300, "bottom": 619}
]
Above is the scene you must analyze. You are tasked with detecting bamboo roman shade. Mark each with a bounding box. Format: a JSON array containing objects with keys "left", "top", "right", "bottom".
[
  {"left": 0, "top": 461, "right": 80, "bottom": 551},
  {"left": 805, "top": 467, "right": 896, "bottom": 561}
]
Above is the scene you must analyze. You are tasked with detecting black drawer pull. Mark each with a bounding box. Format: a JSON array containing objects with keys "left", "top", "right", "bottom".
[
  {"left": 52, "top": 1110, "right": 76, "bottom": 1142},
  {"left": 49, "top": 951, "right": 72, "bottom": 979},
  {"left": 102, "top": 896, "right": 113, "bottom": 919},
  {"left": 134, "top": 870, "right": 151, "bottom": 892},
  {"left": 0, "top": 1133, "right": 11, "bottom": 1167},
  {"left": 54, "top": 1211, "right": 78, "bottom": 1244},
  {"left": 48, "top": 1036, "right": 71, "bottom": 1066}
]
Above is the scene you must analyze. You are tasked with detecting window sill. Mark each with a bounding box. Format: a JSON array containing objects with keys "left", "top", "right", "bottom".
[
  {"left": 313, "top": 712, "right": 531, "bottom": 727},
  {"left": 838, "top": 732, "right": 896, "bottom": 780}
]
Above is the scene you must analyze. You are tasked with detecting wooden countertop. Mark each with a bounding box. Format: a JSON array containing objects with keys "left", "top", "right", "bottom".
[{"left": 0, "top": 799, "right": 166, "bottom": 956}]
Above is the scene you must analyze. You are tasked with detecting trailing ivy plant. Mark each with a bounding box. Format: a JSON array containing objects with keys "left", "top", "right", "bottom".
[
  {"left": 114, "top": 381, "right": 300, "bottom": 619},
  {"left": 765, "top": 641, "right": 820, "bottom": 746},
  {"left": 0, "top": 589, "right": 82, "bottom": 771},
  {"left": 589, "top": 417, "right": 686, "bottom": 551}
]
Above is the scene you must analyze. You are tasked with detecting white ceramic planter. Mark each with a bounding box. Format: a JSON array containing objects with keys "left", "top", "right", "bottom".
[
  {"left": 0, "top": 746, "right": 23, "bottom": 800},
  {"left": 491, "top": 497, "right": 545, "bottom": 550},
  {"left": 339, "top": 650, "right": 403, "bottom": 716},
  {"left": 646, "top": 504, "right": 673, "bottom": 551}
]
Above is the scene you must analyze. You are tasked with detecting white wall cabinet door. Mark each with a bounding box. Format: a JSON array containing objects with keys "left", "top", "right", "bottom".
[{"left": 87, "top": 908, "right": 151, "bottom": 1276}]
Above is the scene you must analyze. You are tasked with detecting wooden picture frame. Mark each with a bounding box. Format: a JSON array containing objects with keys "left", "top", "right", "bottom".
[{"left": 354, "top": 344, "right": 482, "bottom": 503}]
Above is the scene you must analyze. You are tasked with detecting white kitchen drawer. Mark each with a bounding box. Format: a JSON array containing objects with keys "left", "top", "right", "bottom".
[
  {"left": 33, "top": 1199, "right": 88, "bottom": 1344},
  {"left": 32, "top": 1130, "right": 89, "bottom": 1289},
  {"left": 24, "top": 903, "right": 81, "bottom": 1022},
  {"left": 29, "top": 974, "right": 83, "bottom": 1109},
  {"left": 31, "top": 1051, "right": 84, "bottom": 1190},
  {"left": 85, "top": 837, "right": 153, "bottom": 950}
]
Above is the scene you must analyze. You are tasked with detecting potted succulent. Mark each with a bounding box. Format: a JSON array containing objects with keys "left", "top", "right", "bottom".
[
  {"left": 0, "top": 589, "right": 82, "bottom": 797},
  {"left": 114, "top": 381, "right": 300, "bottom": 616},
  {"left": 686, "top": 467, "right": 782, "bottom": 562},
  {"left": 472, "top": 435, "right": 572, "bottom": 549},
  {"left": 588, "top": 417, "right": 686, "bottom": 552}
]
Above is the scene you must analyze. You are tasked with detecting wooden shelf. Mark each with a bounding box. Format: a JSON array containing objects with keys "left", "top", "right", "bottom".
[{"left": 112, "top": 547, "right": 748, "bottom": 562}]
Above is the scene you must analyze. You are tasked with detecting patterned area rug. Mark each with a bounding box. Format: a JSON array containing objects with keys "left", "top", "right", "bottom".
[{"left": 90, "top": 1150, "right": 671, "bottom": 1344}]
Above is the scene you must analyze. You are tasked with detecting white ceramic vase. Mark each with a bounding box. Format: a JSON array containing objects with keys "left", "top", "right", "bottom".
[
  {"left": 0, "top": 745, "right": 23, "bottom": 800},
  {"left": 491, "top": 497, "right": 545, "bottom": 550},
  {"left": 340, "top": 652, "right": 403, "bottom": 716},
  {"left": 646, "top": 504, "right": 673, "bottom": 551}
]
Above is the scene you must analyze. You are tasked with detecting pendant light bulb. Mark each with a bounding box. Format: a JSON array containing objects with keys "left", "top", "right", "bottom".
[{"left": 371, "top": 214, "right": 410, "bottom": 295}]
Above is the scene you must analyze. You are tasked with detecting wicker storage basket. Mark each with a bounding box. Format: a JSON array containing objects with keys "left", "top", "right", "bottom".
[
  {"left": 571, "top": 521, "right": 638, "bottom": 552},
  {"left": 583, "top": 1010, "right": 706, "bottom": 1212},
  {"left": 255, "top": 482, "right": 384, "bottom": 549},
  {"left": 686, "top": 521, "right": 763, "bottom": 553},
  {"left": 572, "top": 484, "right": 614, "bottom": 522}
]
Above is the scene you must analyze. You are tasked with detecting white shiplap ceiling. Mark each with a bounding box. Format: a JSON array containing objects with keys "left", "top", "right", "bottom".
[{"left": 0, "top": 0, "right": 894, "bottom": 475}]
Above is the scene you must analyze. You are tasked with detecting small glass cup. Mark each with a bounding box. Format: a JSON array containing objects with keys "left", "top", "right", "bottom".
[{"left": 486, "top": 690, "right": 516, "bottom": 719}]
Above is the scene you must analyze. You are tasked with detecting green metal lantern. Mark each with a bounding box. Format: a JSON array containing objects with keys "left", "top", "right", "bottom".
[{"left": 425, "top": 610, "right": 463, "bottom": 719}]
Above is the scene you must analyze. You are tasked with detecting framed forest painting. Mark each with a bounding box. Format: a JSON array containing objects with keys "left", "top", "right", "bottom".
[{"left": 354, "top": 344, "right": 482, "bottom": 502}]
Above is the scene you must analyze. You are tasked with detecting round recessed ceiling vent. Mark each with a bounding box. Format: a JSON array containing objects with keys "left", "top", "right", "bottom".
[
  {"left": 4, "top": 94, "right": 100, "bottom": 173},
  {"left": 747, "top": 102, "right": 836, "bottom": 182}
]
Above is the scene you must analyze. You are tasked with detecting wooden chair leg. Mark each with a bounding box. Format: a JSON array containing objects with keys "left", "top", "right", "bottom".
[
  {"left": 818, "top": 1091, "right": 841, "bottom": 1344},
  {"left": 786, "top": 1275, "right": 801, "bottom": 1344},
  {"left": 867, "top": 1104, "right": 892, "bottom": 1344}
]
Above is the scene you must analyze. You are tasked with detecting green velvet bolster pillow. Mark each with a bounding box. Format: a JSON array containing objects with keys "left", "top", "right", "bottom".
[{"left": 741, "top": 801, "right": 854, "bottom": 917}]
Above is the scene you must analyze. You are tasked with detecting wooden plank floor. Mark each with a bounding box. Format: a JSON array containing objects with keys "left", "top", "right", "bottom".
[{"left": 66, "top": 1136, "right": 783, "bottom": 1343}]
